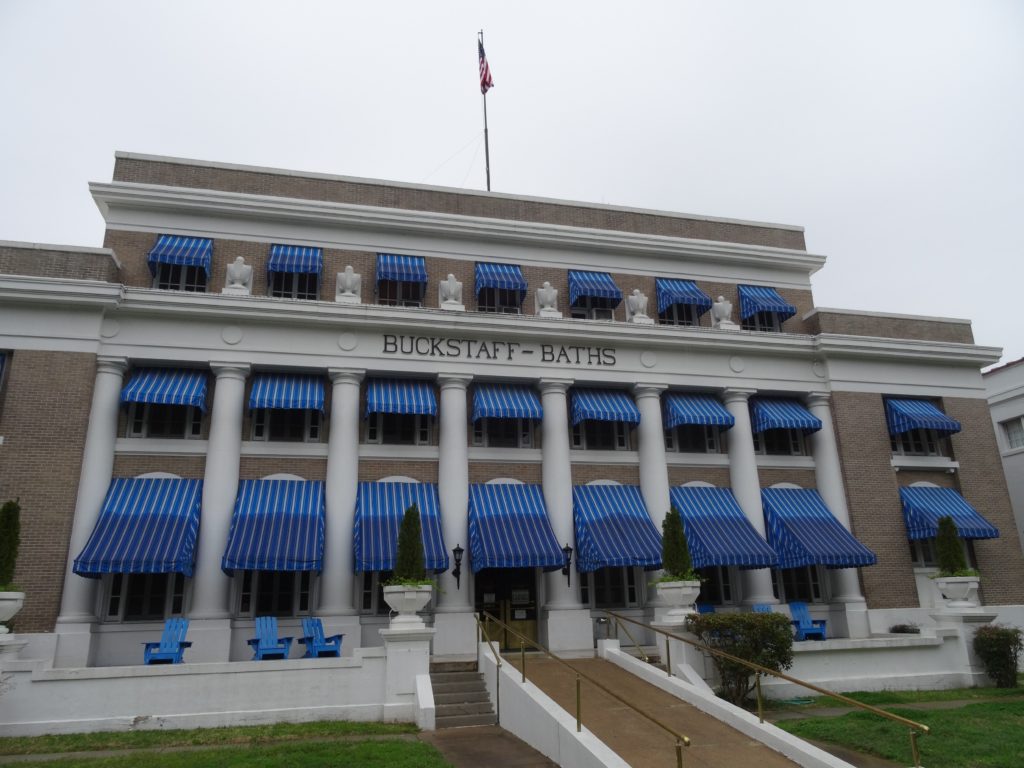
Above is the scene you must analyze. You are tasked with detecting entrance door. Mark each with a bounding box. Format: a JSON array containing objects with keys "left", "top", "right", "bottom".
[{"left": 474, "top": 568, "right": 539, "bottom": 651}]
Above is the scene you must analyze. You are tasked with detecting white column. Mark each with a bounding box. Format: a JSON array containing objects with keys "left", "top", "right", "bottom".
[
  {"left": 436, "top": 374, "right": 472, "bottom": 611},
  {"left": 320, "top": 369, "right": 363, "bottom": 617},
  {"left": 57, "top": 356, "right": 128, "bottom": 623},
  {"left": 540, "top": 379, "right": 580, "bottom": 609},
  {"left": 722, "top": 388, "right": 777, "bottom": 605},
  {"left": 805, "top": 392, "right": 866, "bottom": 604},
  {"left": 190, "top": 363, "right": 249, "bottom": 620},
  {"left": 633, "top": 384, "right": 671, "bottom": 531}
]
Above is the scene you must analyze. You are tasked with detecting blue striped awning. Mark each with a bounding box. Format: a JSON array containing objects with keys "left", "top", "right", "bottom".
[
  {"left": 73, "top": 478, "right": 203, "bottom": 577},
  {"left": 353, "top": 482, "right": 449, "bottom": 572},
  {"left": 475, "top": 262, "right": 528, "bottom": 297},
  {"left": 472, "top": 384, "right": 543, "bottom": 422},
  {"left": 670, "top": 487, "right": 777, "bottom": 569},
  {"left": 249, "top": 373, "right": 325, "bottom": 412},
  {"left": 899, "top": 486, "right": 999, "bottom": 540},
  {"left": 655, "top": 278, "right": 713, "bottom": 316},
  {"left": 469, "top": 484, "right": 564, "bottom": 572},
  {"left": 147, "top": 235, "right": 213, "bottom": 277},
  {"left": 221, "top": 480, "right": 325, "bottom": 573},
  {"left": 737, "top": 285, "right": 796, "bottom": 321},
  {"left": 268, "top": 244, "right": 323, "bottom": 276},
  {"left": 121, "top": 368, "right": 209, "bottom": 412},
  {"left": 885, "top": 399, "right": 962, "bottom": 436},
  {"left": 663, "top": 394, "right": 735, "bottom": 430},
  {"left": 571, "top": 388, "right": 641, "bottom": 426},
  {"left": 761, "top": 488, "right": 877, "bottom": 569},
  {"left": 365, "top": 378, "right": 437, "bottom": 417},
  {"left": 750, "top": 397, "right": 822, "bottom": 434},
  {"left": 376, "top": 253, "right": 428, "bottom": 284},
  {"left": 573, "top": 485, "right": 662, "bottom": 573},
  {"left": 568, "top": 270, "right": 622, "bottom": 307}
]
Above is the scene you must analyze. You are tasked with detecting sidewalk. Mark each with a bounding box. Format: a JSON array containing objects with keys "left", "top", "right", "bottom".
[{"left": 420, "top": 725, "right": 557, "bottom": 768}]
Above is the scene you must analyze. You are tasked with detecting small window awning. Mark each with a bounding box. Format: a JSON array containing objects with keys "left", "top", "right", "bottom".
[
  {"left": 899, "top": 486, "right": 999, "bottom": 540},
  {"left": 147, "top": 235, "right": 213, "bottom": 277},
  {"left": 571, "top": 388, "right": 641, "bottom": 426},
  {"left": 885, "top": 399, "right": 961, "bottom": 436},
  {"left": 750, "top": 397, "right": 822, "bottom": 434},
  {"left": 468, "top": 484, "right": 564, "bottom": 572},
  {"left": 475, "top": 262, "right": 528, "bottom": 297},
  {"left": 663, "top": 393, "right": 735, "bottom": 430},
  {"left": 268, "top": 244, "right": 323, "bottom": 276},
  {"left": 249, "top": 373, "right": 325, "bottom": 411},
  {"left": 221, "top": 480, "right": 325, "bottom": 573},
  {"left": 73, "top": 477, "right": 203, "bottom": 578},
  {"left": 573, "top": 485, "right": 662, "bottom": 572},
  {"left": 655, "top": 278, "right": 712, "bottom": 316},
  {"left": 568, "top": 270, "right": 622, "bottom": 307},
  {"left": 472, "top": 384, "right": 542, "bottom": 422},
  {"left": 670, "top": 486, "right": 778, "bottom": 569},
  {"left": 737, "top": 285, "right": 796, "bottom": 321},
  {"left": 120, "top": 368, "right": 209, "bottom": 412},
  {"left": 761, "top": 488, "right": 877, "bottom": 569},
  {"left": 376, "top": 253, "right": 428, "bottom": 284},
  {"left": 353, "top": 482, "right": 449, "bottom": 572},
  {"left": 365, "top": 378, "right": 437, "bottom": 417}
]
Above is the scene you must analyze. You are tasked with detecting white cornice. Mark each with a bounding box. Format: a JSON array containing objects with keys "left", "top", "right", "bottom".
[
  {"left": 0, "top": 274, "right": 123, "bottom": 307},
  {"left": 813, "top": 334, "right": 1000, "bottom": 367},
  {"left": 90, "top": 182, "right": 826, "bottom": 278},
  {"left": 805, "top": 307, "right": 972, "bottom": 325}
]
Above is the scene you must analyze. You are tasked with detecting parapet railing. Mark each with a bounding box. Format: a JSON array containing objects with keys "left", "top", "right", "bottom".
[
  {"left": 602, "top": 610, "right": 931, "bottom": 768},
  {"left": 473, "top": 611, "right": 691, "bottom": 768}
]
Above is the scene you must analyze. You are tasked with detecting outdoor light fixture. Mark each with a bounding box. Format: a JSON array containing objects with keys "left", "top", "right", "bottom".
[
  {"left": 561, "top": 543, "right": 573, "bottom": 587},
  {"left": 452, "top": 544, "right": 464, "bottom": 589}
]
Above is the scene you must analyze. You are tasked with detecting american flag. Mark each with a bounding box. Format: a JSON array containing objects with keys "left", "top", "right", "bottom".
[{"left": 478, "top": 40, "right": 494, "bottom": 94}]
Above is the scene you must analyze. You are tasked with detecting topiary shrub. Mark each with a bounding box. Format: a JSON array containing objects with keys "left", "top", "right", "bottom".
[
  {"left": 888, "top": 623, "right": 921, "bottom": 634},
  {"left": 685, "top": 612, "right": 794, "bottom": 705},
  {"left": 935, "top": 515, "right": 973, "bottom": 576},
  {"left": 973, "top": 624, "right": 1022, "bottom": 688},
  {"left": 0, "top": 499, "right": 20, "bottom": 590},
  {"left": 661, "top": 506, "right": 697, "bottom": 580},
  {"left": 391, "top": 503, "right": 427, "bottom": 584}
]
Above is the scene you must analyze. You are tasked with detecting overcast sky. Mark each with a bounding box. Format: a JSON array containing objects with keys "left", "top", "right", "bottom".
[{"left": 2, "top": 1, "right": 1022, "bottom": 365}]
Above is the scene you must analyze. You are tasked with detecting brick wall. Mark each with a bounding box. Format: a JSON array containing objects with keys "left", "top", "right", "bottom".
[
  {"left": 569, "top": 463, "right": 640, "bottom": 486},
  {"left": 0, "top": 351, "right": 96, "bottom": 632},
  {"left": 667, "top": 467, "right": 732, "bottom": 487},
  {"left": 112, "top": 456, "right": 205, "bottom": 478},
  {"left": 758, "top": 468, "right": 819, "bottom": 488},
  {"left": 239, "top": 457, "right": 327, "bottom": 481},
  {"left": 358, "top": 460, "right": 438, "bottom": 483},
  {"left": 113, "top": 156, "right": 807, "bottom": 250},
  {"left": 469, "top": 462, "right": 542, "bottom": 484},
  {"left": 0, "top": 244, "right": 119, "bottom": 282},
  {"left": 805, "top": 310, "right": 974, "bottom": 344}
]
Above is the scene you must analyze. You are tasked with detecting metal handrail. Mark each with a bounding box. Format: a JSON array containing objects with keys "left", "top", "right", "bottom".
[
  {"left": 473, "top": 612, "right": 503, "bottom": 725},
  {"left": 476, "top": 610, "right": 690, "bottom": 766},
  {"left": 602, "top": 610, "right": 930, "bottom": 767}
]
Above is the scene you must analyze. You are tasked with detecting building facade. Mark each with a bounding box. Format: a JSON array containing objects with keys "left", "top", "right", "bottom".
[
  {"left": 985, "top": 358, "right": 1024, "bottom": 552},
  {"left": 1, "top": 152, "right": 1022, "bottom": 667}
]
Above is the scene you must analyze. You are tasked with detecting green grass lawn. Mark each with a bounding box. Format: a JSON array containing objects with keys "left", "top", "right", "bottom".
[{"left": 766, "top": 676, "right": 1024, "bottom": 711}]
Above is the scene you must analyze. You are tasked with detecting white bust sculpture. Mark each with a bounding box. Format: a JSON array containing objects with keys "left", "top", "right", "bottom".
[
  {"left": 712, "top": 295, "right": 737, "bottom": 329},
  {"left": 223, "top": 256, "right": 253, "bottom": 295},
  {"left": 335, "top": 265, "right": 361, "bottom": 303},
  {"left": 626, "top": 288, "right": 653, "bottom": 324},
  {"left": 439, "top": 273, "right": 464, "bottom": 311}
]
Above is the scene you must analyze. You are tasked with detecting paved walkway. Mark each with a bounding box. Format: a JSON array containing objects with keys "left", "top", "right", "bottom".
[{"left": 420, "top": 725, "right": 557, "bottom": 768}]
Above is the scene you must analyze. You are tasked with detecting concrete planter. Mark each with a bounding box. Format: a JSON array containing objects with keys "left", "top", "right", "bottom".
[
  {"left": 382, "top": 585, "right": 432, "bottom": 628},
  {"left": 934, "top": 576, "right": 981, "bottom": 609},
  {"left": 0, "top": 591, "right": 24, "bottom": 628},
  {"left": 654, "top": 580, "right": 701, "bottom": 624}
]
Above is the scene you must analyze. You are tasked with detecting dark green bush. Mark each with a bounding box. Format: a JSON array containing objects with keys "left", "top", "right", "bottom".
[
  {"left": 685, "top": 612, "right": 794, "bottom": 705},
  {"left": 973, "top": 624, "right": 1022, "bottom": 688},
  {"left": 392, "top": 503, "right": 427, "bottom": 584},
  {"left": 935, "top": 515, "right": 970, "bottom": 576},
  {"left": 0, "top": 499, "right": 20, "bottom": 589},
  {"left": 661, "top": 506, "right": 696, "bottom": 580},
  {"left": 888, "top": 623, "right": 921, "bottom": 634}
]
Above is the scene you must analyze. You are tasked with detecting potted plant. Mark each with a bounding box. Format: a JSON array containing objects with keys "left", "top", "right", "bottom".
[
  {"left": 0, "top": 500, "right": 24, "bottom": 638},
  {"left": 381, "top": 503, "right": 434, "bottom": 628},
  {"left": 932, "top": 515, "right": 981, "bottom": 609},
  {"left": 653, "top": 506, "right": 701, "bottom": 623}
]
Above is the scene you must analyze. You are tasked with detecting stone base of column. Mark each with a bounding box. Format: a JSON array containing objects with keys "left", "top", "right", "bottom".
[
  {"left": 431, "top": 611, "right": 478, "bottom": 656},
  {"left": 543, "top": 607, "right": 593, "bottom": 652},
  {"left": 182, "top": 618, "right": 233, "bottom": 662},
  {"left": 828, "top": 600, "right": 871, "bottom": 639},
  {"left": 739, "top": 569, "right": 778, "bottom": 606},
  {"left": 930, "top": 610, "right": 998, "bottom": 686},
  {"left": 381, "top": 627, "right": 436, "bottom": 704},
  {"left": 319, "top": 614, "right": 363, "bottom": 655},
  {"left": 650, "top": 621, "right": 709, "bottom": 680},
  {"left": 53, "top": 621, "right": 94, "bottom": 668}
]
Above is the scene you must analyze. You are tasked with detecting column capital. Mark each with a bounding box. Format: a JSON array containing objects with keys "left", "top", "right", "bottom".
[
  {"left": 805, "top": 391, "right": 832, "bottom": 408},
  {"left": 437, "top": 373, "right": 473, "bottom": 390},
  {"left": 538, "top": 378, "right": 573, "bottom": 395},
  {"left": 329, "top": 367, "right": 364, "bottom": 386},
  {"left": 632, "top": 383, "right": 667, "bottom": 399},
  {"left": 95, "top": 356, "right": 129, "bottom": 375},
  {"left": 209, "top": 362, "right": 251, "bottom": 380},
  {"left": 721, "top": 387, "right": 757, "bottom": 405}
]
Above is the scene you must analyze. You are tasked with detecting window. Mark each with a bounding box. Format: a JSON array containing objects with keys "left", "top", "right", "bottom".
[
  {"left": 741, "top": 311, "right": 782, "bottom": 333},
  {"left": 269, "top": 271, "right": 318, "bottom": 300},
  {"left": 365, "top": 413, "right": 433, "bottom": 445},
  {"left": 128, "top": 403, "right": 202, "bottom": 439},
  {"left": 361, "top": 571, "right": 394, "bottom": 615},
  {"left": 105, "top": 573, "right": 186, "bottom": 622},
  {"left": 570, "top": 297, "right": 616, "bottom": 321},
  {"left": 580, "top": 567, "right": 638, "bottom": 608},
  {"left": 753, "top": 428, "right": 806, "bottom": 456},
  {"left": 697, "top": 567, "right": 734, "bottom": 605},
  {"left": 1001, "top": 417, "right": 1024, "bottom": 450},
  {"left": 478, "top": 287, "right": 522, "bottom": 314},
  {"left": 378, "top": 279, "right": 422, "bottom": 307},
  {"left": 251, "top": 409, "right": 321, "bottom": 443},
  {"left": 472, "top": 418, "right": 533, "bottom": 448},
  {"left": 154, "top": 263, "right": 207, "bottom": 292},
  {"left": 571, "top": 421, "right": 630, "bottom": 451},
  {"left": 658, "top": 303, "right": 700, "bottom": 326},
  {"left": 890, "top": 429, "right": 946, "bottom": 457},
  {"left": 664, "top": 425, "right": 721, "bottom": 453},
  {"left": 236, "top": 570, "right": 312, "bottom": 617},
  {"left": 771, "top": 566, "right": 825, "bottom": 603},
  {"left": 909, "top": 538, "right": 977, "bottom": 569}
]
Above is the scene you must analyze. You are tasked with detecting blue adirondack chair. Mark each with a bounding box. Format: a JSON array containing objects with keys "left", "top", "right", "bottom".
[
  {"left": 248, "top": 616, "right": 294, "bottom": 660},
  {"left": 789, "top": 601, "right": 826, "bottom": 640},
  {"left": 695, "top": 603, "right": 715, "bottom": 614},
  {"left": 752, "top": 604, "right": 774, "bottom": 614},
  {"left": 298, "top": 617, "right": 343, "bottom": 658},
  {"left": 143, "top": 617, "right": 192, "bottom": 664}
]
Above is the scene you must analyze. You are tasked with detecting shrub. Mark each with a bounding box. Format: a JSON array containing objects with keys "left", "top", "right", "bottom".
[
  {"left": 0, "top": 499, "right": 20, "bottom": 590},
  {"left": 973, "top": 624, "right": 1023, "bottom": 688},
  {"left": 661, "top": 506, "right": 697, "bottom": 580},
  {"left": 888, "top": 623, "right": 921, "bottom": 634},
  {"left": 392, "top": 503, "right": 427, "bottom": 584},
  {"left": 935, "top": 515, "right": 971, "bottom": 576},
  {"left": 685, "top": 612, "right": 794, "bottom": 705}
]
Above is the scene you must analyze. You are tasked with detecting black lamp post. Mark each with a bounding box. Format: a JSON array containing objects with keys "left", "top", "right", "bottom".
[
  {"left": 452, "top": 544, "right": 464, "bottom": 589},
  {"left": 561, "top": 543, "right": 573, "bottom": 587}
]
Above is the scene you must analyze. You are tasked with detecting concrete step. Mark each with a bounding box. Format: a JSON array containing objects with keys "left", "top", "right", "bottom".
[
  {"left": 432, "top": 679, "right": 487, "bottom": 695},
  {"left": 430, "top": 660, "right": 477, "bottom": 673},
  {"left": 435, "top": 701, "right": 494, "bottom": 717},
  {"left": 429, "top": 670, "right": 482, "bottom": 683},
  {"left": 435, "top": 712, "right": 498, "bottom": 729},
  {"left": 434, "top": 690, "right": 490, "bottom": 705}
]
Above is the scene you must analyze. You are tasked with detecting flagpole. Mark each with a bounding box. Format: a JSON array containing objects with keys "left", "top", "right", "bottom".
[{"left": 479, "top": 29, "right": 491, "bottom": 191}]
